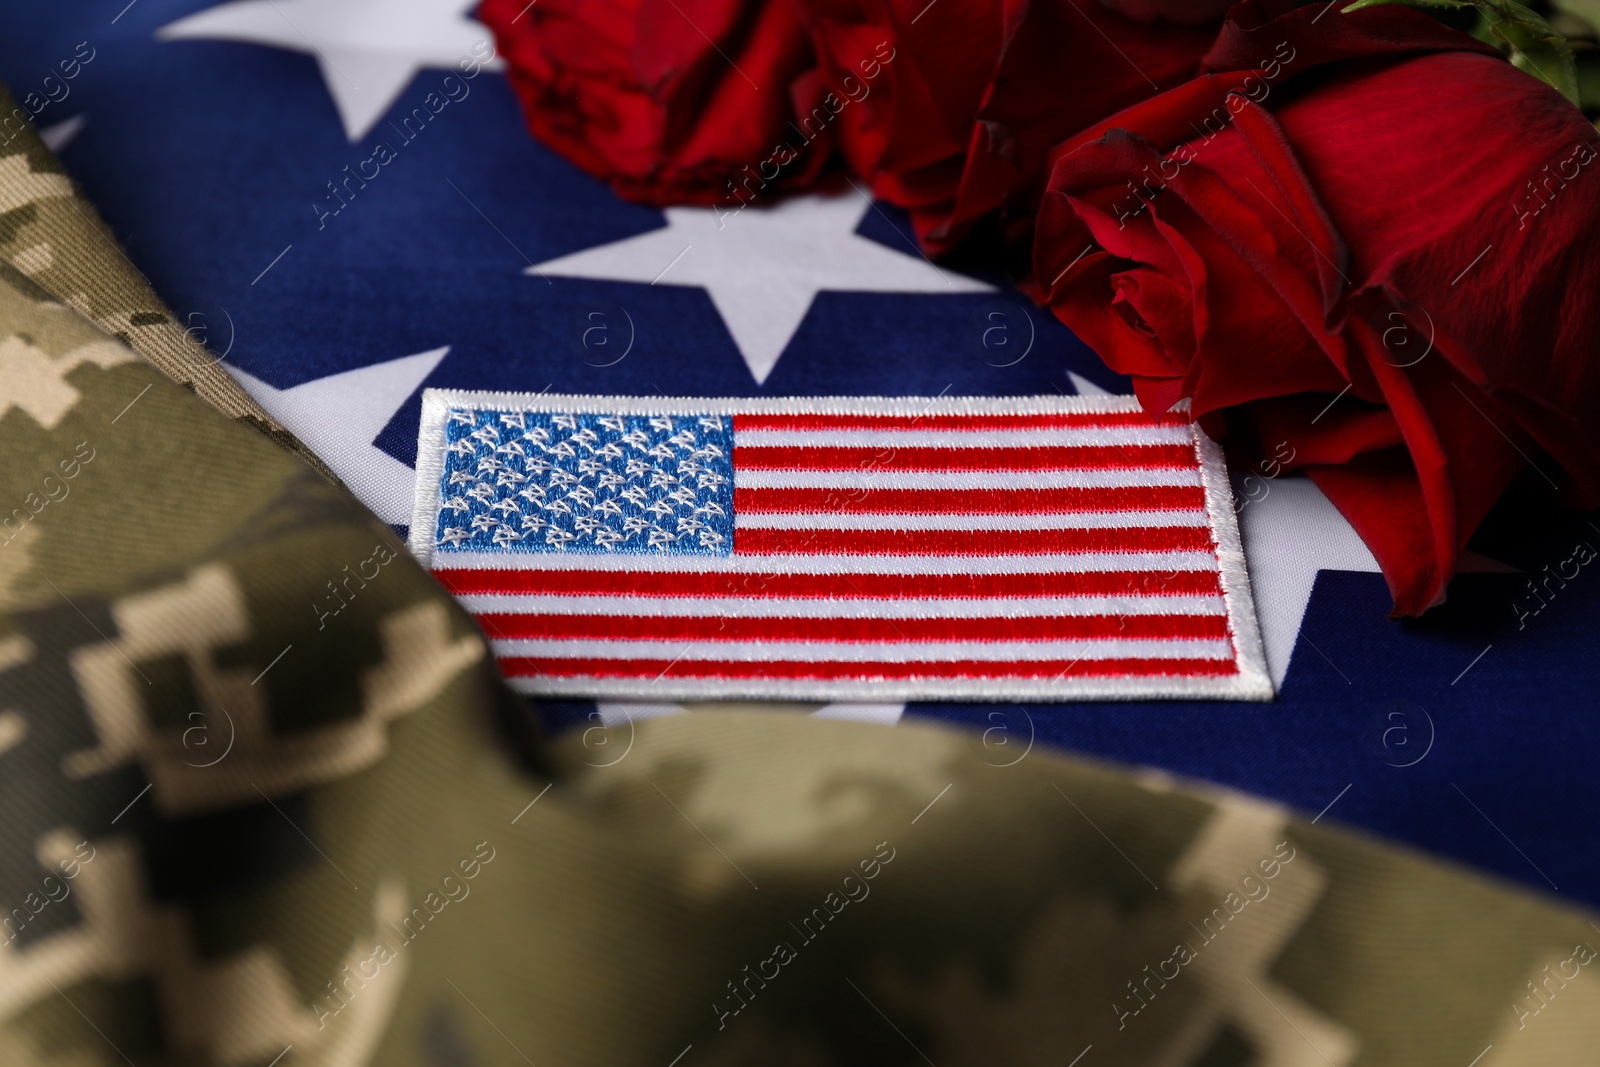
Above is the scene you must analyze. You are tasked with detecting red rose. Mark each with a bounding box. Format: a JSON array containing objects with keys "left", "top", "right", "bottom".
[
  {"left": 480, "top": 0, "right": 827, "bottom": 205},
  {"left": 1034, "top": 1, "right": 1600, "bottom": 615},
  {"left": 796, "top": 0, "right": 1003, "bottom": 232},
  {"left": 1099, "top": 0, "right": 1236, "bottom": 26},
  {"left": 798, "top": 0, "right": 1223, "bottom": 252}
]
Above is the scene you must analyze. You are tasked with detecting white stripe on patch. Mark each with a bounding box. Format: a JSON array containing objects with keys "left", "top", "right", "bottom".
[
  {"left": 454, "top": 594, "right": 1230, "bottom": 618},
  {"left": 735, "top": 509, "right": 1211, "bottom": 530},
  {"left": 489, "top": 637, "right": 1238, "bottom": 662}
]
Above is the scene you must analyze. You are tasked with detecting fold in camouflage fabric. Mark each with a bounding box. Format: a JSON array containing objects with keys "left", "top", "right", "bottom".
[
  {"left": 3, "top": 87, "right": 1599, "bottom": 1067},
  {"left": 0, "top": 84, "right": 333, "bottom": 480}
]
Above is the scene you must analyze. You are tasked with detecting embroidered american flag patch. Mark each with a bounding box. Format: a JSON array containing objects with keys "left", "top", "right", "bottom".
[{"left": 408, "top": 391, "right": 1270, "bottom": 702}]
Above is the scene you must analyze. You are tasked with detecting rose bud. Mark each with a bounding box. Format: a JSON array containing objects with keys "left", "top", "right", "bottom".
[
  {"left": 798, "top": 0, "right": 1224, "bottom": 253},
  {"left": 1034, "top": 1, "right": 1600, "bottom": 615},
  {"left": 481, "top": 0, "right": 828, "bottom": 205}
]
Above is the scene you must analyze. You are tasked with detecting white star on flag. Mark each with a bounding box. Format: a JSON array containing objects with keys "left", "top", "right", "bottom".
[
  {"left": 1068, "top": 371, "right": 1382, "bottom": 689},
  {"left": 1238, "top": 478, "right": 1381, "bottom": 688},
  {"left": 227, "top": 347, "right": 449, "bottom": 523},
  {"left": 157, "top": 0, "right": 500, "bottom": 141},
  {"left": 528, "top": 191, "right": 995, "bottom": 384}
]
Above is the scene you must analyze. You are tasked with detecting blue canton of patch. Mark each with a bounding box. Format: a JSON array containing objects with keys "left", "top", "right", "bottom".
[{"left": 433, "top": 409, "right": 735, "bottom": 555}]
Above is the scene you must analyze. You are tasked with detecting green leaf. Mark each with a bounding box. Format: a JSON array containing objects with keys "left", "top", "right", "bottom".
[
  {"left": 1498, "top": 1, "right": 1552, "bottom": 25},
  {"left": 1341, "top": 0, "right": 1470, "bottom": 11},
  {"left": 1340, "top": 0, "right": 1585, "bottom": 106},
  {"left": 1481, "top": 6, "right": 1584, "bottom": 104}
]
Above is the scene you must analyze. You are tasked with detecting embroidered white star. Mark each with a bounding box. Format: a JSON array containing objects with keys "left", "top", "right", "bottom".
[
  {"left": 157, "top": 0, "right": 499, "bottom": 141},
  {"left": 528, "top": 191, "right": 994, "bottom": 385},
  {"left": 226, "top": 347, "right": 449, "bottom": 524},
  {"left": 435, "top": 410, "right": 735, "bottom": 555}
]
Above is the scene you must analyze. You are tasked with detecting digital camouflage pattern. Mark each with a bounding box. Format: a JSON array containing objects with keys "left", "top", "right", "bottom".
[
  {"left": 0, "top": 84, "right": 332, "bottom": 479},
  {"left": 1, "top": 81, "right": 1598, "bottom": 1067}
]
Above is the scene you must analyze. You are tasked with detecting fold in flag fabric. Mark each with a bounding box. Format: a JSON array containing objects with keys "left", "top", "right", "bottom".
[{"left": 410, "top": 392, "right": 1270, "bottom": 700}]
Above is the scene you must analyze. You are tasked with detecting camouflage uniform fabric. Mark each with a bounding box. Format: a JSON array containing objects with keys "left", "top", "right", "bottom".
[
  {"left": 2, "top": 81, "right": 1598, "bottom": 1067},
  {"left": 0, "top": 85, "right": 332, "bottom": 478}
]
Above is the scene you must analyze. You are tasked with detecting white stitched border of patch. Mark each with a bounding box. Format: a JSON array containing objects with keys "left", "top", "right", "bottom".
[{"left": 410, "top": 390, "right": 1273, "bottom": 703}]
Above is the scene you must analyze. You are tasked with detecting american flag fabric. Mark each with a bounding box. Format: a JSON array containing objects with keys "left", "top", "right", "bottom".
[
  {"left": 11, "top": 1, "right": 1599, "bottom": 906},
  {"left": 410, "top": 391, "right": 1270, "bottom": 700}
]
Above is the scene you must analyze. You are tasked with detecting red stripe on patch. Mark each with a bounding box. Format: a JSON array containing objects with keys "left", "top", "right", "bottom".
[
  {"left": 501, "top": 656, "right": 1240, "bottom": 680},
  {"left": 435, "top": 569, "right": 1222, "bottom": 599},
  {"left": 735, "top": 525, "right": 1214, "bottom": 557},
  {"left": 478, "top": 612, "right": 1228, "bottom": 642}
]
